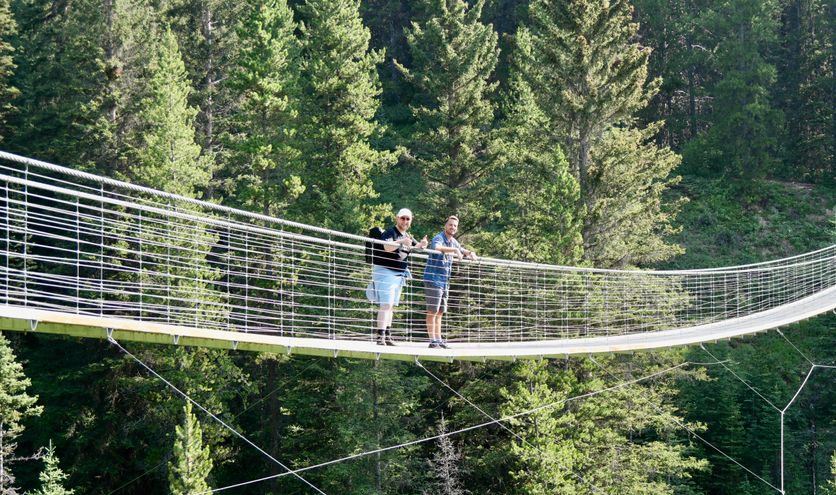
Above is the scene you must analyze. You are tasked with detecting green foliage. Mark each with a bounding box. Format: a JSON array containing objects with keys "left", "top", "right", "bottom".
[
  {"left": 662, "top": 177, "right": 836, "bottom": 269},
  {"left": 479, "top": 75, "right": 582, "bottom": 264},
  {"left": 0, "top": 332, "right": 42, "bottom": 494},
  {"left": 632, "top": 0, "right": 705, "bottom": 147},
  {"left": 294, "top": 0, "right": 396, "bottom": 231},
  {"left": 500, "top": 356, "right": 708, "bottom": 494},
  {"left": 223, "top": 0, "right": 303, "bottom": 216},
  {"left": 168, "top": 402, "right": 212, "bottom": 495},
  {"left": 776, "top": 0, "right": 835, "bottom": 184},
  {"left": 682, "top": 0, "right": 783, "bottom": 180},
  {"left": 127, "top": 26, "right": 212, "bottom": 196},
  {"left": 395, "top": 0, "right": 501, "bottom": 230},
  {"left": 8, "top": 0, "right": 108, "bottom": 162},
  {"left": 515, "top": 0, "right": 683, "bottom": 266},
  {"left": 314, "top": 360, "right": 427, "bottom": 493},
  {"left": 0, "top": 0, "right": 17, "bottom": 143},
  {"left": 586, "top": 124, "right": 685, "bottom": 266},
  {"left": 823, "top": 451, "right": 836, "bottom": 495},
  {"left": 27, "top": 442, "right": 73, "bottom": 495},
  {"left": 4, "top": 1, "right": 836, "bottom": 494},
  {"left": 162, "top": 0, "right": 244, "bottom": 157}
]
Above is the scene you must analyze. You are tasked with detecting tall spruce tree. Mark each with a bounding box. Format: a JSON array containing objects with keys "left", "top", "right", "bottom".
[
  {"left": 0, "top": 0, "right": 17, "bottom": 143},
  {"left": 482, "top": 74, "right": 583, "bottom": 264},
  {"left": 779, "top": 0, "right": 835, "bottom": 184},
  {"left": 394, "top": 0, "right": 500, "bottom": 230},
  {"left": 501, "top": 356, "right": 708, "bottom": 494},
  {"left": 123, "top": 24, "right": 237, "bottom": 476},
  {"left": 28, "top": 441, "right": 74, "bottom": 495},
  {"left": 682, "top": 0, "right": 783, "bottom": 180},
  {"left": 317, "top": 360, "right": 427, "bottom": 493},
  {"left": 168, "top": 402, "right": 212, "bottom": 495},
  {"left": 128, "top": 25, "right": 212, "bottom": 195},
  {"left": 824, "top": 451, "right": 836, "bottom": 495},
  {"left": 8, "top": 0, "right": 108, "bottom": 162},
  {"left": 516, "top": 0, "right": 683, "bottom": 267},
  {"left": 0, "top": 333, "right": 42, "bottom": 494},
  {"left": 632, "top": 0, "right": 712, "bottom": 149},
  {"left": 294, "top": 0, "right": 396, "bottom": 231},
  {"left": 162, "top": 0, "right": 244, "bottom": 161},
  {"left": 224, "top": 0, "right": 303, "bottom": 216}
]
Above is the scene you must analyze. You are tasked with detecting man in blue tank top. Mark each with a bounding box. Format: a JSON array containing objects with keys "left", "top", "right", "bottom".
[{"left": 423, "top": 216, "right": 477, "bottom": 348}]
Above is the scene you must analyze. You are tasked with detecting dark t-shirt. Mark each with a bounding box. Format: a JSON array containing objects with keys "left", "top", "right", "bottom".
[{"left": 374, "top": 226, "right": 416, "bottom": 271}]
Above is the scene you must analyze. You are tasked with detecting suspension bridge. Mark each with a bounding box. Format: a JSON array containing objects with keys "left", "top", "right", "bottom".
[{"left": 0, "top": 151, "right": 834, "bottom": 362}]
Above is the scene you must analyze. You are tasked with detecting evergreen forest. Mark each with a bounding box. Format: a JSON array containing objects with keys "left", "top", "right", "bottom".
[{"left": 0, "top": 0, "right": 834, "bottom": 493}]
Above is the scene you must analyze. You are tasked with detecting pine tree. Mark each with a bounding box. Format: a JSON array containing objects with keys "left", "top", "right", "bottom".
[
  {"left": 294, "top": 0, "right": 396, "bottom": 231},
  {"left": 481, "top": 75, "right": 583, "bottom": 264},
  {"left": 224, "top": 0, "right": 304, "bottom": 216},
  {"left": 394, "top": 0, "right": 500, "bottom": 230},
  {"left": 0, "top": 332, "right": 43, "bottom": 494},
  {"left": 515, "top": 0, "right": 684, "bottom": 267},
  {"left": 682, "top": 0, "right": 783, "bottom": 180},
  {"left": 0, "top": 0, "right": 17, "bottom": 143},
  {"left": 28, "top": 441, "right": 74, "bottom": 495},
  {"left": 501, "top": 356, "right": 708, "bottom": 494},
  {"left": 823, "top": 451, "right": 836, "bottom": 495},
  {"left": 632, "top": 0, "right": 712, "bottom": 149},
  {"left": 778, "top": 0, "right": 835, "bottom": 184},
  {"left": 425, "top": 415, "right": 466, "bottom": 495},
  {"left": 168, "top": 402, "right": 212, "bottom": 495},
  {"left": 128, "top": 25, "right": 212, "bottom": 196},
  {"left": 500, "top": 359, "right": 588, "bottom": 494},
  {"left": 162, "top": 0, "right": 245, "bottom": 160},
  {"left": 8, "top": 0, "right": 108, "bottom": 162}
]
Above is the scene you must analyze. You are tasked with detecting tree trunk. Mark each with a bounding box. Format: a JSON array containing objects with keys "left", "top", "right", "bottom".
[
  {"left": 266, "top": 359, "right": 283, "bottom": 493},
  {"left": 201, "top": 3, "right": 215, "bottom": 153},
  {"left": 373, "top": 362, "right": 382, "bottom": 493}
]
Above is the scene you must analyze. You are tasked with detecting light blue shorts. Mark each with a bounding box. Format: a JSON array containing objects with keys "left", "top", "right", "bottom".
[{"left": 366, "top": 265, "right": 409, "bottom": 306}]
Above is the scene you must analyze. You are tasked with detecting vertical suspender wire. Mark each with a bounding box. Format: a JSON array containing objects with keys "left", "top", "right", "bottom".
[
  {"left": 166, "top": 200, "right": 172, "bottom": 325},
  {"left": 3, "top": 179, "right": 8, "bottom": 306},
  {"left": 584, "top": 272, "right": 590, "bottom": 337},
  {"left": 473, "top": 261, "right": 480, "bottom": 344},
  {"left": 290, "top": 236, "right": 296, "bottom": 338},
  {"left": 603, "top": 274, "right": 609, "bottom": 337},
  {"left": 492, "top": 267, "right": 498, "bottom": 343},
  {"left": 22, "top": 165, "right": 28, "bottom": 308},
  {"left": 138, "top": 208, "right": 143, "bottom": 321},
  {"left": 518, "top": 267, "right": 523, "bottom": 341},
  {"left": 98, "top": 183, "right": 105, "bottom": 316},
  {"left": 279, "top": 223, "right": 284, "bottom": 338},
  {"left": 193, "top": 216, "right": 200, "bottom": 328},
  {"left": 244, "top": 230, "right": 249, "bottom": 333},
  {"left": 226, "top": 214, "right": 231, "bottom": 333},
  {"left": 74, "top": 196, "right": 80, "bottom": 314},
  {"left": 328, "top": 234, "right": 334, "bottom": 340},
  {"left": 780, "top": 365, "right": 816, "bottom": 495}
]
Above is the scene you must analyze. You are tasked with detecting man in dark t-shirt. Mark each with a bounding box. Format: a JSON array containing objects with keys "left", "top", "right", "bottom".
[{"left": 368, "top": 208, "right": 428, "bottom": 345}]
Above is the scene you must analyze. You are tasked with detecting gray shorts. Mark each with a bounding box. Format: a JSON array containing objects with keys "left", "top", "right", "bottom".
[{"left": 425, "top": 285, "right": 449, "bottom": 313}]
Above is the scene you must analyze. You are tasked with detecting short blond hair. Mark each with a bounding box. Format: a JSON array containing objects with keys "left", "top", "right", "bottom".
[{"left": 446, "top": 215, "right": 459, "bottom": 224}]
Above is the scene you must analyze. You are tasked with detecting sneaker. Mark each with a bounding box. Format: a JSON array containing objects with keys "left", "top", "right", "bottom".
[
  {"left": 384, "top": 329, "right": 397, "bottom": 346},
  {"left": 438, "top": 341, "right": 449, "bottom": 349},
  {"left": 376, "top": 331, "right": 386, "bottom": 346},
  {"left": 428, "top": 341, "right": 440, "bottom": 349}
]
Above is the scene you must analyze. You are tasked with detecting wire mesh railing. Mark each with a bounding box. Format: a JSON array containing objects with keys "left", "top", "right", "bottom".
[{"left": 1, "top": 150, "right": 835, "bottom": 344}]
